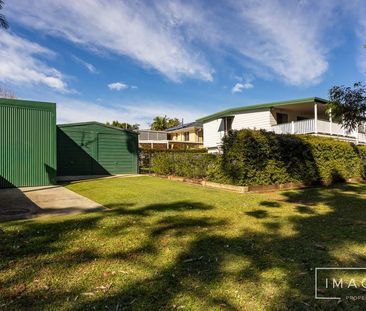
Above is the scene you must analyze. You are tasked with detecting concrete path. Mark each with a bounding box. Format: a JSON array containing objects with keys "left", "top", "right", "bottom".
[
  {"left": 0, "top": 186, "right": 105, "bottom": 222},
  {"left": 57, "top": 174, "right": 140, "bottom": 182}
]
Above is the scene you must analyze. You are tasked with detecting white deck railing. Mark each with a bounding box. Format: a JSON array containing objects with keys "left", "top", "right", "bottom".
[
  {"left": 271, "top": 119, "right": 366, "bottom": 143},
  {"left": 272, "top": 119, "right": 315, "bottom": 135}
]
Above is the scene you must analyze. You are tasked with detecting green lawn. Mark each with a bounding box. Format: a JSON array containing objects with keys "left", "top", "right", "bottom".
[{"left": 1, "top": 176, "right": 366, "bottom": 310}]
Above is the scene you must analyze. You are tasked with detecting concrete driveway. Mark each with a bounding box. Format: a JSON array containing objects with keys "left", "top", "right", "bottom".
[{"left": 0, "top": 186, "right": 105, "bottom": 222}]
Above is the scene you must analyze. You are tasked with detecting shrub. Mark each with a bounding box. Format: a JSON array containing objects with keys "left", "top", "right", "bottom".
[
  {"left": 149, "top": 129, "right": 366, "bottom": 186},
  {"left": 358, "top": 145, "right": 366, "bottom": 179},
  {"left": 151, "top": 152, "right": 215, "bottom": 179},
  {"left": 139, "top": 148, "right": 207, "bottom": 173},
  {"left": 221, "top": 129, "right": 362, "bottom": 186}
]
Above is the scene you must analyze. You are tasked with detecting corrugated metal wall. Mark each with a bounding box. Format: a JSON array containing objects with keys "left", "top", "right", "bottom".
[
  {"left": 57, "top": 122, "right": 138, "bottom": 176},
  {"left": 0, "top": 99, "right": 57, "bottom": 188}
]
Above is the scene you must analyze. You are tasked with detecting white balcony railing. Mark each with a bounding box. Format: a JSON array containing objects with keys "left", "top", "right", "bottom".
[{"left": 271, "top": 119, "right": 366, "bottom": 143}]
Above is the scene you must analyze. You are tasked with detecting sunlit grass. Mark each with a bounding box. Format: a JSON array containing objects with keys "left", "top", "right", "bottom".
[{"left": 1, "top": 177, "right": 366, "bottom": 310}]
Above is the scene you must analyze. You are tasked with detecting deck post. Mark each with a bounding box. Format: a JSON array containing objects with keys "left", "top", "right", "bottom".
[
  {"left": 356, "top": 126, "right": 359, "bottom": 144},
  {"left": 329, "top": 108, "right": 332, "bottom": 135},
  {"left": 314, "top": 102, "right": 318, "bottom": 134},
  {"left": 291, "top": 121, "right": 295, "bottom": 134}
]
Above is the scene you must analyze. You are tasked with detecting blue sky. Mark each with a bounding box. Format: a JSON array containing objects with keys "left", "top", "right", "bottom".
[{"left": 1, "top": 0, "right": 366, "bottom": 128}]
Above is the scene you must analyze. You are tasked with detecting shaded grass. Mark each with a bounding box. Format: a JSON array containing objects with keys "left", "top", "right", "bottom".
[{"left": 1, "top": 177, "right": 366, "bottom": 310}]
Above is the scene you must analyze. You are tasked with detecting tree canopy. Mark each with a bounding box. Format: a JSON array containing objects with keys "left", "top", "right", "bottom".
[
  {"left": 328, "top": 82, "right": 366, "bottom": 130},
  {"left": 167, "top": 118, "right": 180, "bottom": 129},
  {"left": 150, "top": 116, "right": 181, "bottom": 131},
  {"left": 106, "top": 121, "right": 139, "bottom": 130}
]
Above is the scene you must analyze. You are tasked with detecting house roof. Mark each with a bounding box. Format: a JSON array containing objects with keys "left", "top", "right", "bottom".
[
  {"left": 196, "top": 97, "right": 329, "bottom": 123},
  {"left": 57, "top": 121, "right": 138, "bottom": 135},
  {"left": 165, "top": 121, "right": 202, "bottom": 132}
]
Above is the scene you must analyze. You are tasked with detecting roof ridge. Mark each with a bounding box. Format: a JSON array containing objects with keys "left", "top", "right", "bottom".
[
  {"left": 197, "top": 97, "right": 328, "bottom": 123},
  {"left": 57, "top": 121, "right": 138, "bottom": 134}
]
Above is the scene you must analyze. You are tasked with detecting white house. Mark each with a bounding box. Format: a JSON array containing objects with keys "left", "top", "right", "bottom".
[{"left": 197, "top": 97, "right": 366, "bottom": 153}]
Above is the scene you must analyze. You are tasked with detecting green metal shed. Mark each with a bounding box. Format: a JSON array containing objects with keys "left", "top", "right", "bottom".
[
  {"left": 57, "top": 122, "right": 138, "bottom": 176},
  {"left": 0, "top": 98, "right": 57, "bottom": 188}
]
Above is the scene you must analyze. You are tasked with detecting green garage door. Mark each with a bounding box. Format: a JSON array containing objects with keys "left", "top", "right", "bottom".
[
  {"left": 57, "top": 129, "right": 98, "bottom": 176},
  {"left": 57, "top": 122, "right": 138, "bottom": 176},
  {"left": 98, "top": 134, "right": 135, "bottom": 174}
]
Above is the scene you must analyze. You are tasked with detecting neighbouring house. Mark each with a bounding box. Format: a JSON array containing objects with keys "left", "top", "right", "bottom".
[
  {"left": 166, "top": 122, "right": 203, "bottom": 145},
  {"left": 138, "top": 129, "right": 169, "bottom": 150},
  {"left": 139, "top": 122, "right": 203, "bottom": 149},
  {"left": 197, "top": 97, "right": 366, "bottom": 153}
]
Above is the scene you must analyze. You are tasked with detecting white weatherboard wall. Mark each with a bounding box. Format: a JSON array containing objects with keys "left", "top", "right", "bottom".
[
  {"left": 203, "top": 119, "right": 224, "bottom": 150},
  {"left": 203, "top": 109, "right": 273, "bottom": 151},
  {"left": 231, "top": 109, "right": 272, "bottom": 131}
]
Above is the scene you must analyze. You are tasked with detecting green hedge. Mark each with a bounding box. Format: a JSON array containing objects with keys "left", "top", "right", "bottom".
[
  {"left": 359, "top": 145, "right": 366, "bottom": 179},
  {"left": 221, "top": 130, "right": 362, "bottom": 185},
  {"left": 150, "top": 129, "right": 366, "bottom": 186},
  {"left": 151, "top": 153, "right": 214, "bottom": 178}
]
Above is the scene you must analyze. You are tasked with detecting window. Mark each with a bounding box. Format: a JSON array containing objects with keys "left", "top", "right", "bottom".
[
  {"left": 276, "top": 113, "right": 288, "bottom": 124},
  {"left": 184, "top": 132, "right": 190, "bottom": 141},
  {"left": 224, "top": 116, "right": 234, "bottom": 132}
]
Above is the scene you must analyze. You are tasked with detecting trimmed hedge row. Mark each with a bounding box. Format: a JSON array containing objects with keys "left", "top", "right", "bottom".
[
  {"left": 139, "top": 148, "right": 207, "bottom": 173},
  {"left": 221, "top": 130, "right": 362, "bottom": 185},
  {"left": 151, "top": 152, "right": 214, "bottom": 179},
  {"left": 151, "top": 129, "right": 366, "bottom": 186}
]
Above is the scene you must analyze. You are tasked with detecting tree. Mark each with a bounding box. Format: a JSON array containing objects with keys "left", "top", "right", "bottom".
[
  {"left": 0, "top": 86, "right": 16, "bottom": 98},
  {"left": 106, "top": 120, "right": 139, "bottom": 130},
  {"left": 0, "top": 0, "right": 9, "bottom": 29},
  {"left": 328, "top": 82, "right": 366, "bottom": 131},
  {"left": 167, "top": 117, "right": 180, "bottom": 129},
  {"left": 150, "top": 116, "right": 168, "bottom": 131},
  {"left": 150, "top": 116, "right": 181, "bottom": 130}
]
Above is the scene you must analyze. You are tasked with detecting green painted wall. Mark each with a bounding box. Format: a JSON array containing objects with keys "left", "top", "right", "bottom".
[
  {"left": 57, "top": 122, "right": 138, "bottom": 176},
  {"left": 0, "top": 98, "right": 57, "bottom": 188}
]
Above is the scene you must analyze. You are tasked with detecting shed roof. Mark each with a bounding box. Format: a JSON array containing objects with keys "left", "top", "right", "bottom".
[
  {"left": 0, "top": 97, "right": 56, "bottom": 111},
  {"left": 57, "top": 121, "right": 138, "bottom": 135},
  {"left": 196, "top": 97, "right": 328, "bottom": 123}
]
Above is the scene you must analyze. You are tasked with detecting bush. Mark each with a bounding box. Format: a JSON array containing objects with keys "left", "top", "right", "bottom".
[
  {"left": 139, "top": 148, "right": 207, "bottom": 173},
  {"left": 358, "top": 145, "right": 366, "bottom": 179},
  {"left": 149, "top": 130, "right": 366, "bottom": 186},
  {"left": 151, "top": 152, "right": 215, "bottom": 179},
  {"left": 221, "top": 130, "right": 362, "bottom": 186}
]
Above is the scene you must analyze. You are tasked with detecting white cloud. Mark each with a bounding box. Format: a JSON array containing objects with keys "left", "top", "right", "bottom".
[
  {"left": 56, "top": 98, "right": 206, "bottom": 128},
  {"left": 146, "top": 0, "right": 336, "bottom": 85},
  {"left": 7, "top": 0, "right": 347, "bottom": 86},
  {"left": 231, "top": 82, "right": 254, "bottom": 94},
  {"left": 8, "top": 0, "right": 213, "bottom": 82},
  {"left": 72, "top": 55, "right": 98, "bottom": 74},
  {"left": 0, "top": 31, "right": 68, "bottom": 92},
  {"left": 229, "top": 0, "right": 332, "bottom": 85},
  {"left": 108, "top": 82, "right": 129, "bottom": 91}
]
